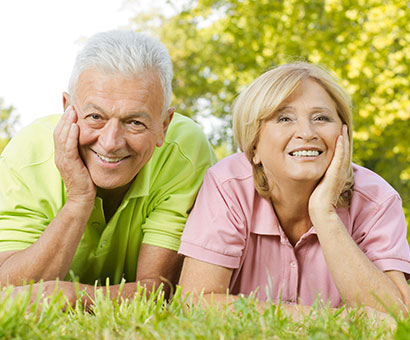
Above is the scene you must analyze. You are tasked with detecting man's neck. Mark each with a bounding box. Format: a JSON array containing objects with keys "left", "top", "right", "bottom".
[{"left": 97, "top": 183, "right": 132, "bottom": 222}]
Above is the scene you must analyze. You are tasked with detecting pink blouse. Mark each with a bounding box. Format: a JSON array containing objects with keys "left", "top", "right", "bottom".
[{"left": 179, "top": 153, "right": 410, "bottom": 306}]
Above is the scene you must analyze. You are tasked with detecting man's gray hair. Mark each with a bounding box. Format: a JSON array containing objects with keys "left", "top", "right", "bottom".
[{"left": 68, "top": 30, "right": 173, "bottom": 114}]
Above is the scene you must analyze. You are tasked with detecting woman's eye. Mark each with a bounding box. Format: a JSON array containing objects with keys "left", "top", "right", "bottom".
[
  {"left": 278, "top": 116, "right": 291, "bottom": 123},
  {"left": 314, "top": 115, "right": 331, "bottom": 122}
]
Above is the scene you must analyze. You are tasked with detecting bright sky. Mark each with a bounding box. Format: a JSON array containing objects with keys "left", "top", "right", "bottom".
[{"left": 0, "top": 0, "right": 139, "bottom": 129}]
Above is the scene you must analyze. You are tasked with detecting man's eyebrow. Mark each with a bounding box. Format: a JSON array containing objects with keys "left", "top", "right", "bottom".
[
  {"left": 82, "top": 104, "right": 152, "bottom": 121},
  {"left": 125, "top": 112, "right": 153, "bottom": 123},
  {"left": 81, "top": 103, "right": 105, "bottom": 114}
]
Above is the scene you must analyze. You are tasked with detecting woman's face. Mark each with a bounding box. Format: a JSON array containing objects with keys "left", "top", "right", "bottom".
[{"left": 253, "top": 79, "right": 343, "bottom": 188}]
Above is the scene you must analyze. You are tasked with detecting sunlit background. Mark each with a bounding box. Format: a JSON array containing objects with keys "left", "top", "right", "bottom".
[
  {"left": 0, "top": 0, "right": 141, "bottom": 128},
  {"left": 0, "top": 0, "right": 409, "bottom": 227}
]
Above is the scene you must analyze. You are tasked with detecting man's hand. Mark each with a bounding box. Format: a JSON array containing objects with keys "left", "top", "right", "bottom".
[
  {"left": 53, "top": 106, "right": 96, "bottom": 208},
  {"left": 10, "top": 280, "right": 81, "bottom": 310}
]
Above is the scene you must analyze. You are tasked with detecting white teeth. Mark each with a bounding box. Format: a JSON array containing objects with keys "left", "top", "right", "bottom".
[
  {"left": 290, "top": 150, "right": 320, "bottom": 157},
  {"left": 97, "top": 154, "right": 125, "bottom": 163}
]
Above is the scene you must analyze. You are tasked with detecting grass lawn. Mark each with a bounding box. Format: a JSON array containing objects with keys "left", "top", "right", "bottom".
[{"left": 0, "top": 284, "right": 408, "bottom": 339}]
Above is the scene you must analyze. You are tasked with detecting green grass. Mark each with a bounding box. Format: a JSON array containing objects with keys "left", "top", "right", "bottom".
[{"left": 0, "top": 284, "right": 407, "bottom": 340}]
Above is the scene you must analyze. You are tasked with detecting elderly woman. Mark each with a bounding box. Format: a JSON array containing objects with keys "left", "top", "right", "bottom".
[{"left": 178, "top": 62, "right": 410, "bottom": 314}]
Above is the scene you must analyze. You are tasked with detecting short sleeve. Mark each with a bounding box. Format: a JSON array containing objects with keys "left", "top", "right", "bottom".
[
  {"left": 0, "top": 158, "right": 62, "bottom": 252},
  {"left": 141, "top": 163, "right": 212, "bottom": 251},
  {"left": 0, "top": 116, "right": 63, "bottom": 251},
  {"left": 352, "top": 194, "right": 410, "bottom": 277},
  {"left": 141, "top": 114, "right": 217, "bottom": 252},
  {"left": 178, "top": 169, "right": 247, "bottom": 268}
]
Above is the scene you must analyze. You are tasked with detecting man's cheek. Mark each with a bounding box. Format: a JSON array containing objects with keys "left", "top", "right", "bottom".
[{"left": 77, "top": 124, "right": 96, "bottom": 147}]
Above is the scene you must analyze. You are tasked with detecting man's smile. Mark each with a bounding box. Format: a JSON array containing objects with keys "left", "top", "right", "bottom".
[{"left": 91, "top": 150, "right": 129, "bottom": 163}]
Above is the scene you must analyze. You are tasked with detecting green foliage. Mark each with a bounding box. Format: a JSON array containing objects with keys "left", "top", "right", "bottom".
[
  {"left": 132, "top": 0, "right": 410, "bottom": 228},
  {"left": 0, "top": 98, "right": 18, "bottom": 154},
  {"left": 0, "top": 285, "right": 400, "bottom": 339}
]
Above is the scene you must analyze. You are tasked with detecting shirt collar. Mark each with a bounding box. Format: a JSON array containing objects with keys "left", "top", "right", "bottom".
[
  {"left": 250, "top": 195, "right": 318, "bottom": 239},
  {"left": 123, "top": 158, "right": 153, "bottom": 200},
  {"left": 250, "top": 196, "right": 281, "bottom": 235}
]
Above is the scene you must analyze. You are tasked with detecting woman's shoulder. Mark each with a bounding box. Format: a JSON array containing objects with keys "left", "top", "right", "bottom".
[
  {"left": 207, "top": 152, "right": 254, "bottom": 184},
  {"left": 351, "top": 163, "right": 401, "bottom": 204}
]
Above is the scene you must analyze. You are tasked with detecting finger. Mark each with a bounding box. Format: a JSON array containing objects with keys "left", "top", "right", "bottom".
[
  {"left": 54, "top": 106, "right": 73, "bottom": 137},
  {"left": 327, "top": 133, "right": 345, "bottom": 177},
  {"left": 342, "top": 125, "right": 350, "bottom": 171},
  {"left": 64, "top": 123, "right": 81, "bottom": 160},
  {"left": 54, "top": 107, "right": 76, "bottom": 148}
]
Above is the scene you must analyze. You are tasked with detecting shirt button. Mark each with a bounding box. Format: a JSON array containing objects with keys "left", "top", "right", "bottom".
[
  {"left": 101, "top": 240, "right": 107, "bottom": 247},
  {"left": 92, "top": 222, "right": 100, "bottom": 227},
  {"left": 290, "top": 261, "right": 297, "bottom": 268}
]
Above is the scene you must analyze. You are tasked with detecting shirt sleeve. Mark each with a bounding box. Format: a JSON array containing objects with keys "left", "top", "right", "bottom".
[
  {"left": 351, "top": 193, "right": 410, "bottom": 277},
  {"left": 0, "top": 117, "right": 63, "bottom": 252},
  {"left": 0, "top": 157, "right": 60, "bottom": 251},
  {"left": 178, "top": 169, "right": 247, "bottom": 268},
  {"left": 141, "top": 164, "right": 212, "bottom": 252},
  {"left": 141, "top": 117, "right": 217, "bottom": 252}
]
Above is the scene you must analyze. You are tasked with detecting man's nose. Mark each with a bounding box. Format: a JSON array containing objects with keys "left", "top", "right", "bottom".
[{"left": 99, "top": 121, "right": 125, "bottom": 153}]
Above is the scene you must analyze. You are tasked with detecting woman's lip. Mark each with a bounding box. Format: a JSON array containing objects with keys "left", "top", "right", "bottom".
[{"left": 288, "top": 150, "right": 322, "bottom": 157}]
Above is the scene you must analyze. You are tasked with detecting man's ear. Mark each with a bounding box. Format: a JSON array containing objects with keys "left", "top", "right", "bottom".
[
  {"left": 62, "top": 92, "right": 70, "bottom": 111},
  {"left": 156, "top": 107, "right": 175, "bottom": 147}
]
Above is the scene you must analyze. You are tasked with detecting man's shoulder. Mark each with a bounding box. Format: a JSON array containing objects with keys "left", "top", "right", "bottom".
[
  {"left": 165, "top": 113, "right": 207, "bottom": 144},
  {"left": 161, "top": 113, "right": 217, "bottom": 166},
  {"left": 1, "top": 115, "right": 60, "bottom": 168}
]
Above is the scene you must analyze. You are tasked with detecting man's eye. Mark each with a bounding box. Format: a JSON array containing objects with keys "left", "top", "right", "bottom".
[
  {"left": 90, "top": 114, "right": 101, "bottom": 120},
  {"left": 130, "top": 120, "right": 146, "bottom": 127},
  {"left": 127, "top": 120, "right": 147, "bottom": 131}
]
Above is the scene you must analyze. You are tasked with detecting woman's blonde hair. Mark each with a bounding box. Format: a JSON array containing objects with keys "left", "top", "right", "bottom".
[{"left": 232, "top": 62, "right": 354, "bottom": 207}]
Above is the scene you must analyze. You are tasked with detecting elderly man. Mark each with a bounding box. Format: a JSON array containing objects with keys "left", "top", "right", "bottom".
[{"left": 0, "top": 30, "right": 216, "bottom": 304}]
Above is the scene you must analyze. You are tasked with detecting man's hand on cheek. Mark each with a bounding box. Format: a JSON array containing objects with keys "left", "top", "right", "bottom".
[{"left": 53, "top": 106, "right": 96, "bottom": 209}]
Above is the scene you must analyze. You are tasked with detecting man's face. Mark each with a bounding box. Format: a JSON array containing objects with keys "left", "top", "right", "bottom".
[{"left": 67, "top": 68, "right": 172, "bottom": 192}]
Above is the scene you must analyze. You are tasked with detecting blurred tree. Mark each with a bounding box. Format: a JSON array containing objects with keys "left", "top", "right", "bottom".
[
  {"left": 0, "top": 98, "right": 18, "bottom": 153},
  {"left": 131, "top": 0, "right": 410, "bottom": 227}
]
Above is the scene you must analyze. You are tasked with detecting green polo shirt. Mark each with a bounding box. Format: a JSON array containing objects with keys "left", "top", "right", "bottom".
[{"left": 0, "top": 113, "right": 217, "bottom": 285}]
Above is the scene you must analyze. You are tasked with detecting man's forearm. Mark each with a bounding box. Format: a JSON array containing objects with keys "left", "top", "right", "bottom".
[{"left": 0, "top": 200, "right": 93, "bottom": 285}]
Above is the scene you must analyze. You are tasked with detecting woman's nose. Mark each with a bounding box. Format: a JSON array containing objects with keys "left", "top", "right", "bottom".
[{"left": 295, "top": 120, "right": 317, "bottom": 141}]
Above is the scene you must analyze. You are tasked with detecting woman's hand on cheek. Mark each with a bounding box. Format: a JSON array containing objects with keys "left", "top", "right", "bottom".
[{"left": 308, "top": 125, "right": 350, "bottom": 222}]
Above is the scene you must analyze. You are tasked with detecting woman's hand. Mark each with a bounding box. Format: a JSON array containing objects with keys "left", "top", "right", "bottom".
[{"left": 309, "top": 125, "right": 350, "bottom": 220}]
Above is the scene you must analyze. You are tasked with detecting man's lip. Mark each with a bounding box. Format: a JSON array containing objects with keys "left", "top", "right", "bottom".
[{"left": 91, "top": 149, "right": 129, "bottom": 161}]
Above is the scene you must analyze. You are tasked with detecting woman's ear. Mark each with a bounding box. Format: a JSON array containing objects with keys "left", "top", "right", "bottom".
[{"left": 253, "top": 148, "right": 261, "bottom": 165}]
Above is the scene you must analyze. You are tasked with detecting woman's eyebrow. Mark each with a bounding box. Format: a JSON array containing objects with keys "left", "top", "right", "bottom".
[
  {"left": 275, "top": 106, "right": 294, "bottom": 113},
  {"left": 310, "top": 106, "right": 335, "bottom": 113}
]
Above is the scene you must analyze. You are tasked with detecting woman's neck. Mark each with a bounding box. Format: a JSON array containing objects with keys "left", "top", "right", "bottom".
[{"left": 270, "top": 180, "right": 317, "bottom": 246}]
